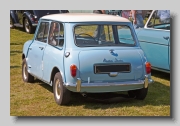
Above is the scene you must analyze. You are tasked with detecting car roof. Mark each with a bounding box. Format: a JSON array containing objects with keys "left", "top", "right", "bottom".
[{"left": 41, "top": 13, "right": 130, "bottom": 22}]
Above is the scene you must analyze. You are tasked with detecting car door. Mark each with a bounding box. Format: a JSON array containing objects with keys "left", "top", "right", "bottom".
[
  {"left": 27, "top": 21, "right": 50, "bottom": 78},
  {"left": 136, "top": 10, "right": 170, "bottom": 71},
  {"left": 42, "top": 22, "right": 65, "bottom": 83}
]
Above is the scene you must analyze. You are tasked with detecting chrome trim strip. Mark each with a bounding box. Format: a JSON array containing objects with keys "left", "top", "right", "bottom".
[
  {"left": 139, "top": 40, "right": 169, "bottom": 46},
  {"left": 151, "top": 67, "right": 170, "bottom": 73}
]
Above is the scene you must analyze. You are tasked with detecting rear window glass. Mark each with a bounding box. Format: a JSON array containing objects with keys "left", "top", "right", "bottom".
[{"left": 74, "top": 24, "right": 135, "bottom": 47}]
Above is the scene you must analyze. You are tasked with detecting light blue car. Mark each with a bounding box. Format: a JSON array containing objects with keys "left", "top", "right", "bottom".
[
  {"left": 135, "top": 10, "right": 170, "bottom": 73},
  {"left": 22, "top": 13, "right": 153, "bottom": 105}
]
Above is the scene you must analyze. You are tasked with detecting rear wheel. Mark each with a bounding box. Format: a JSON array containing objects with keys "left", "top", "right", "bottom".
[
  {"left": 24, "top": 17, "right": 34, "bottom": 34},
  {"left": 128, "top": 88, "right": 148, "bottom": 100},
  {"left": 22, "top": 59, "right": 34, "bottom": 83},
  {"left": 53, "top": 72, "right": 71, "bottom": 105}
]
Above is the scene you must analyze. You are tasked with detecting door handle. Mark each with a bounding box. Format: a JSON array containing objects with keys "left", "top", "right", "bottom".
[
  {"left": 163, "top": 36, "right": 169, "bottom": 40},
  {"left": 28, "top": 47, "right": 32, "bottom": 50},
  {"left": 39, "top": 47, "right": 44, "bottom": 50}
]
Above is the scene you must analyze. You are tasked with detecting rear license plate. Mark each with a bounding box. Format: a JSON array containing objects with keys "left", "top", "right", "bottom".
[{"left": 94, "top": 64, "right": 131, "bottom": 74}]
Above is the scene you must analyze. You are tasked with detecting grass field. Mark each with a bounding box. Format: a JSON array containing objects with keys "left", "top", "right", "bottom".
[{"left": 10, "top": 27, "right": 170, "bottom": 116}]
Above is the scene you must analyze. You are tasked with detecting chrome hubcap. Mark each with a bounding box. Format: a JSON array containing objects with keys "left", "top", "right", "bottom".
[
  {"left": 23, "top": 63, "right": 27, "bottom": 80},
  {"left": 55, "top": 79, "right": 61, "bottom": 100}
]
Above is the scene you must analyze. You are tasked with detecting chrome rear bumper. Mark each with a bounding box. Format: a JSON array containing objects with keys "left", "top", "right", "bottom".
[{"left": 64, "top": 75, "right": 154, "bottom": 93}]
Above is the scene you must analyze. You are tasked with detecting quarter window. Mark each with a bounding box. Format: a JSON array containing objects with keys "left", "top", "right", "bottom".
[
  {"left": 35, "top": 22, "right": 49, "bottom": 43},
  {"left": 117, "top": 26, "right": 135, "bottom": 45}
]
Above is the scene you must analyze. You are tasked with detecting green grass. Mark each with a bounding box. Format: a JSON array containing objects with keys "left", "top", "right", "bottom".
[{"left": 10, "top": 28, "right": 170, "bottom": 116}]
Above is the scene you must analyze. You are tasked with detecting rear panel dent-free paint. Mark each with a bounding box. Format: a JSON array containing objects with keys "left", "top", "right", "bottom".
[{"left": 78, "top": 48, "right": 144, "bottom": 83}]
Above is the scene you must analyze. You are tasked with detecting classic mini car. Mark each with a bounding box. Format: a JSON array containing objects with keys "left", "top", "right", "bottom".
[
  {"left": 135, "top": 10, "right": 170, "bottom": 73},
  {"left": 22, "top": 13, "right": 153, "bottom": 105},
  {"left": 10, "top": 10, "right": 68, "bottom": 34}
]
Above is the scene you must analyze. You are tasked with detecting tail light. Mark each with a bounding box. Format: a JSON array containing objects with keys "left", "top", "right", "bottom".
[
  {"left": 30, "top": 15, "right": 38, "bottom": 22},
  {"left": 145, "top": 62, "right": 151, "bottom": 74},
  {"left": 70, "top": 64, "right": 77, "bottom": 77}
]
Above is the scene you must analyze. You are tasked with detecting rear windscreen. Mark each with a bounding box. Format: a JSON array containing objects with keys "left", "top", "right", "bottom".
[{"left": 74, "top": 24, "right": 135, "bottom": 47}]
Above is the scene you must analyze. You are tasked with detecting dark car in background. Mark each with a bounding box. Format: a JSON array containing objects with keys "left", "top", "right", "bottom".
[{"left": 10, "top": 10, "right": 68, "bottom": 34}]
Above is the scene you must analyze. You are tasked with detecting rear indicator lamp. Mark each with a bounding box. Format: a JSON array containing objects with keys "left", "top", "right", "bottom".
[
  {"left": 31, "top": 17, "right": 35, "bottom": 21},
  {"left": 145, "top": 62, "right": 151, "bottom": 74},
  {"left": 70, "top": 64, "right": 77, "bottom": 77},
  {"left": 30, "top": 15, "right": 37, "bottom": 22}
]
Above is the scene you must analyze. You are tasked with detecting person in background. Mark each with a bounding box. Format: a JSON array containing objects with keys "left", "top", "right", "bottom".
[
  {"left": 49, "top": 22, "right": 58, "bottom": 45},
  {"left": 131, "top": 10, "right": 144, "bottom": 29},
  {"left": 157, "top": 10, "right": 170, "bottom": 23},
  {"left": 121, "top": 10, "right": 131, "bottom": 19}
]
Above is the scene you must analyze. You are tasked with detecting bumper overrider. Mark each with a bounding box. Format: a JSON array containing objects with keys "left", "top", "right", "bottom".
[{"left": 64, "top": 75, "right": 154, "bottom": 93}]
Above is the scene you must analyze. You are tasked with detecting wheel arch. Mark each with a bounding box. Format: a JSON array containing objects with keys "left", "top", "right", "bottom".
[
  {"left": 50, "top": 67, "right": 65, "bottom": 86},
  {"left": 22, "top": 53, "right": 25, "bottom": 60}
]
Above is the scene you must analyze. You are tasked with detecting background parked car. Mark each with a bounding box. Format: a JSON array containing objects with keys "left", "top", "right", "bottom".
[
  {"left": 10, "top": 10, "right": 68, "bottom": 34},
  {"left": 135, "top": 10, "right": 170, "bottom": 73}
]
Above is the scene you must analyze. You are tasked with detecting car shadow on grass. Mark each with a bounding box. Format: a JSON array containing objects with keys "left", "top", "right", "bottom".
[
  {"left": 151, "top": 69, "right": 170, "bottom": 81},
  {"left": 34, "top": 79, "right": 53, "bottom": 93}
]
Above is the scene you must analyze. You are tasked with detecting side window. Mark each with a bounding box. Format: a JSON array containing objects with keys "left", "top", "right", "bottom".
[
  {"left": 36, "top": 22, "right": 49, "bottom": 43},
  {"left": 147, "top": 10, "right": 170, "bottom": 30},
  {"left": 117, "top": 25, "right": 135, "bottom": 45},
  {"left": 147, "top": 11, "right": 157, "bottom": 28},
  {"left": 48, "top": 22, "right": 64, "bottom": 47}
]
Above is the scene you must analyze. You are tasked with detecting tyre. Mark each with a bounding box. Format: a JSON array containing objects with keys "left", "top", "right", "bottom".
[
  {"left": 53, "top": 72, "right": 71, "bottom": 105},
  {"left": 22, "top": 59, "right": 34, "bottom": 83},
  {"left": 24, "top": 17, "right": 34, "bottom": 34},
  {"left": 128, "top": 87, "right": 148, "bottom": 100}
]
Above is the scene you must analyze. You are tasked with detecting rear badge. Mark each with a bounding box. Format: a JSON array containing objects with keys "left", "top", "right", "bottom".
[{"left": 109, "top": 49, "right": 118, "bottom": 57}]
